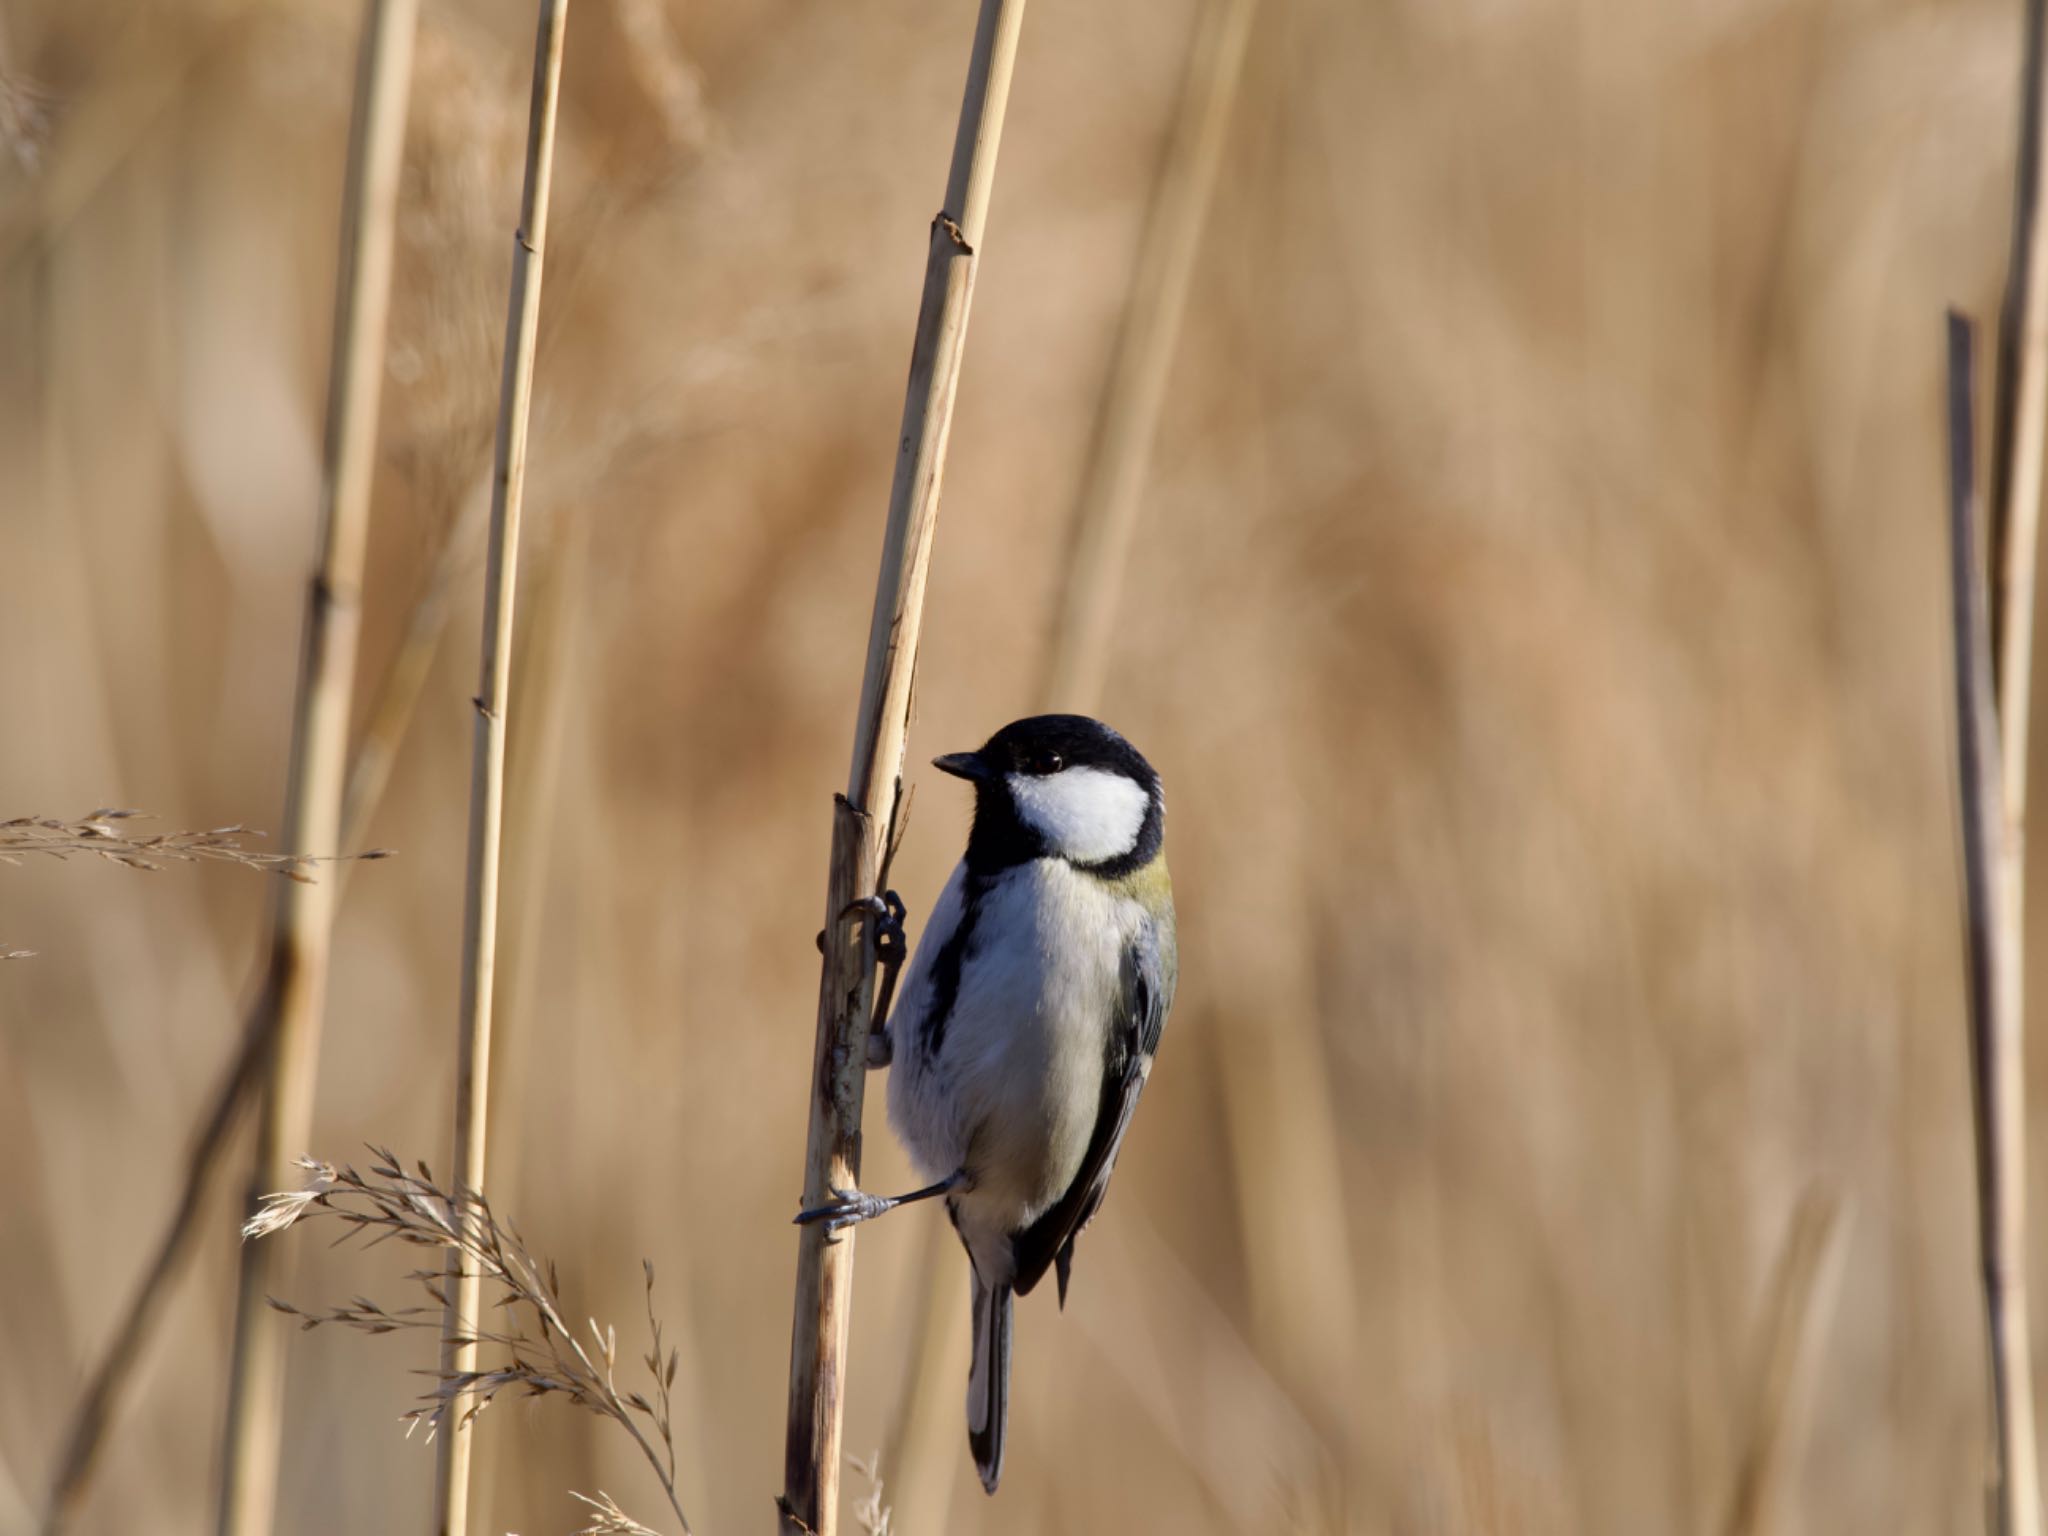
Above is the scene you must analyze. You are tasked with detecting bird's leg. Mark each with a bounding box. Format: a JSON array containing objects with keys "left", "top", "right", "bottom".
[
  {"left": 863, "top": 888, "right": 908, "bottom": 1065},
  {"left": 794, "top": 1168, "right": 968, "bottom": 1237},
  {"left": 816, "top": 890, "right": 908, "bottom": 1067}
]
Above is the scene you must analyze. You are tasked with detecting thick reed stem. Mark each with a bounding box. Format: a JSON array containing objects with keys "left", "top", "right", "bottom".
[
  {"left": 215, "top": 4, "right": 417, "bottom": 1532},
  {"left": 778, "top": 5, "right": 1027, "bottom": 1533},
  {"left": 432, "top": 4, "right": 570, "bottom": 1534},
  {"left": 883, "top": 5, "right": 1254, "bottom": 1525}
]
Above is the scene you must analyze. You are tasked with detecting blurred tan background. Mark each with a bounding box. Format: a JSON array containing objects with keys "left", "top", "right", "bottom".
[{"left": 0, "top": 0, "right": 2032, "bottom": 1531}]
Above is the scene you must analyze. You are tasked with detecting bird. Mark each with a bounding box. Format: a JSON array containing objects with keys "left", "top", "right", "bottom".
[{"left": 795, "top": 713, "right": 1177, "bottom": 1494}]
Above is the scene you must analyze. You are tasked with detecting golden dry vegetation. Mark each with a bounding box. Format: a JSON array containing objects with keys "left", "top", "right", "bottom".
[{"left": 0, "top": 0, "right": 2033, "bottom": 1532}]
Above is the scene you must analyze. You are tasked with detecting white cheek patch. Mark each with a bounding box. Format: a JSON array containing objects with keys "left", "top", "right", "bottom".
[{"left": 1007, "top": 766, "right": 1149, "bottom": 864}]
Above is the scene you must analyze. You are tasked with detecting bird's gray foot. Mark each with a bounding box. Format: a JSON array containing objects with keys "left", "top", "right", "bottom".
[
  {"left": 792, "top": 1169, "right": 966, "bottom": 1238},
  {"left": 794, "top": 1186, "right": 897, "bottom": 1236}
]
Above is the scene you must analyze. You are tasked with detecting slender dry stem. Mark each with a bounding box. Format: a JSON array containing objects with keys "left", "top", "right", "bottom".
[
  {"left": 1990, "top": 29, "right": 2048, "bottom": 1534},
  {"left": 1949, "top": 310, "right": 2043, "bottom": 1536},
  {"left": 1722, "top": 1188, "right": 1851, "bottom": 1536},
  {"left": 1039, "top": 0, "right": 1257, "bottom": 711},
  {"left": 343, "top": 476, "right": 491, "bottom": 844},
  {"left": 216, "top": 4, "right": 418, "bottom": 1532},
  {"left": 1992, "top": 0, "right": 2048, "bottom": 774},
  {"left": 882, "top": 5, "right": 1253, "bottom": 1522},
  {"left": 43, "top": 146, "right": 696, "bottom": 1536},
  {"left": 41, "top": 499, "right": 469, "bottom": 1535},
  {"left": 1965, "top": 8, "right": 2048, "bottom": 1519},
  {"left": 433, "top": 4, "right": 569, "bottom": 1532},
  {"left": 779, "top": 4, "right": 1027, "bottom": 1532},
  {"left": 43, "top": 991, "right": 271, "bottom": 1535}
]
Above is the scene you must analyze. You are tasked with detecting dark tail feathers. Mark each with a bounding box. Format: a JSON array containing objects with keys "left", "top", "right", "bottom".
[{"left": 967, "top": 1271, "right": 1013, "bottom": 1494}]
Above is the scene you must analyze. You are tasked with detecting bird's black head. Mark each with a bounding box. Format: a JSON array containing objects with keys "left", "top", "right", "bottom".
[{"left": 934, "top": 714, "right": 1164, "bottom": 876}]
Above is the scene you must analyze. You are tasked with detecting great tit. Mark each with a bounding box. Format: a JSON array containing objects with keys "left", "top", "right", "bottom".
[{"left": 796, "top": 713, "right": 1178, "bottom": 1494}]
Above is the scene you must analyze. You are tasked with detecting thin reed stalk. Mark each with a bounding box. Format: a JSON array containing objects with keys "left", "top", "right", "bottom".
[
  {"left": 1991, "top": 0, "right": 2048, "bottom": 768},
  {"left": 44, "top": 173, "right": 687, "bottom": 1510},
  {"left": 465, "top": 519, "right": 588, "bottom": 1536},
  {"left": 343, "top": 478, "right": 492, "bottom": 842},
  {"left": 1962, "top": 7, "right": 2048, "bottom": 1523},
  {"left": 216, "top": 4, "right": 418, "bottom": 1533},
  {"left": 433, "top": 4, "right": 570, "bottom": 1532},
  {"left": 881, "top": 4, "right": 1253, "bottom": 1523},
  {"left": 1722, "top": 1188, "right": 1850, "bottom": 1536},
  {"left": 779, "top": 4, "right": 1027, "bottom": 1532},
  {"left": 42, "top": 475, "right": 479, "bottom": 1534},
  {"left": 1949, "top": 310, "right": 2043, "bottom": 1536},
  {"left": 1039, "top": 0, "right": 1257, "bottom": 712},
  {"left": 1987, "top": 67, "right": 2048, "bottom": 1512}
]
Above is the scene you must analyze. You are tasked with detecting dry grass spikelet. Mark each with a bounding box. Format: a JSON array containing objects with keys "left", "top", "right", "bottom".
[
  {"left": 844, "top": 1452, "right": 892, "bottom": 1536},
  {"left": 243, "top": 1151, "right": 694, "bottom": 1535},
  {"left": 0, "top": 811, "right": 392, "bottom": 882},
  {"left": 566, "top": 1489, "right": 665, "bottom": 1536}
]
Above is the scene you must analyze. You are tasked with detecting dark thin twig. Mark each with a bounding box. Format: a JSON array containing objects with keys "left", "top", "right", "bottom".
[
  {"left": 1948, "top": 309, "right": 2042, "bottom": 1536},
  {"left": 1988, "top": 0, "right": 2048, "bottom": 692}
]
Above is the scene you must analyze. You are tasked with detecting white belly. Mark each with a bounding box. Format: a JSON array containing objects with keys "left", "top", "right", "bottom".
[{"left": 887, "top": 859, "right": 1136, "bottom": 1256}]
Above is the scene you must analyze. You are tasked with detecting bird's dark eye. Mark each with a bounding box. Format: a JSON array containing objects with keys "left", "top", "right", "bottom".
[{"left": 1030, "top": 750, "right": 1064, "bottom": 775}]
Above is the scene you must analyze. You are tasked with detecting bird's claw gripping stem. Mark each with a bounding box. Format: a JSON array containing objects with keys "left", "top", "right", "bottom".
[
  {"left": 792, "top": 1170, "right": 966, "bottom": 1238},
  {"left": 839, "top": 890, "right": 907, "bottom": 969},
  {"left": 815, "top": 889, "right": 906, "bottom": 964},
  {"left": 793, "top": 1186, "right": 894, "bottom": 1238},
  {"left": 816, "top": 890, "right": 907, "bottom": 1065}
]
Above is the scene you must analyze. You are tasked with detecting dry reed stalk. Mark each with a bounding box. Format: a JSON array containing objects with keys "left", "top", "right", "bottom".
[
  {"left": 463, "top": 517, "right": 588, "bottom": 1536},
  {"left": 343, "top": 477, "right": 492, "bottom": 843},
  {"left": 1992, "top": 0, "right": 2048, "bottom": 781},
  {"left": 881, "top": 5, "right": 1255, "bottom": 1523},
  {"left": 875, "top": 1256, "right": 966, "bottom": 1535},
  {"left": 1986, "top": 29, "right": 2048, "bottom": 1534},
  {"left": 1039, "top": 0, "right": 1257, "bottom": 712},
  {"left": 43, "top": 995, "right": 270, "bottom": 1536},
  {"left": 433, "top": 4, "right": 570, "bottom": 1531},
  {"left": 1721, "top": 1188, "right": 1850, "bottom": 1536},
  {"left": 1965, "top": 9, "right": 2048, "bottom": 1520},
  {"left": 1948, "top": 310, "right": 2043, "bottom": 1536},
  {"left": 1067, "top": 1208, "right": 1328, "bottom": 1529},
  {"left": 45, "top": 164, "right": 675, "bottom": 1521},
  {"left": 41, "top": 480, "right": 478, "bottom": 1535},
  {"left": 215, "top": 4, "right": 418, "bottom": 1533},
  {"left": 779, "top": 3, "right": 1028, "bottom": 1531}
]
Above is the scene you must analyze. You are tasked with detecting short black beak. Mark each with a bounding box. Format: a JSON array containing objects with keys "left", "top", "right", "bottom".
[{"left": 933, "top": 751, "right": 991, "bottom": 782}]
